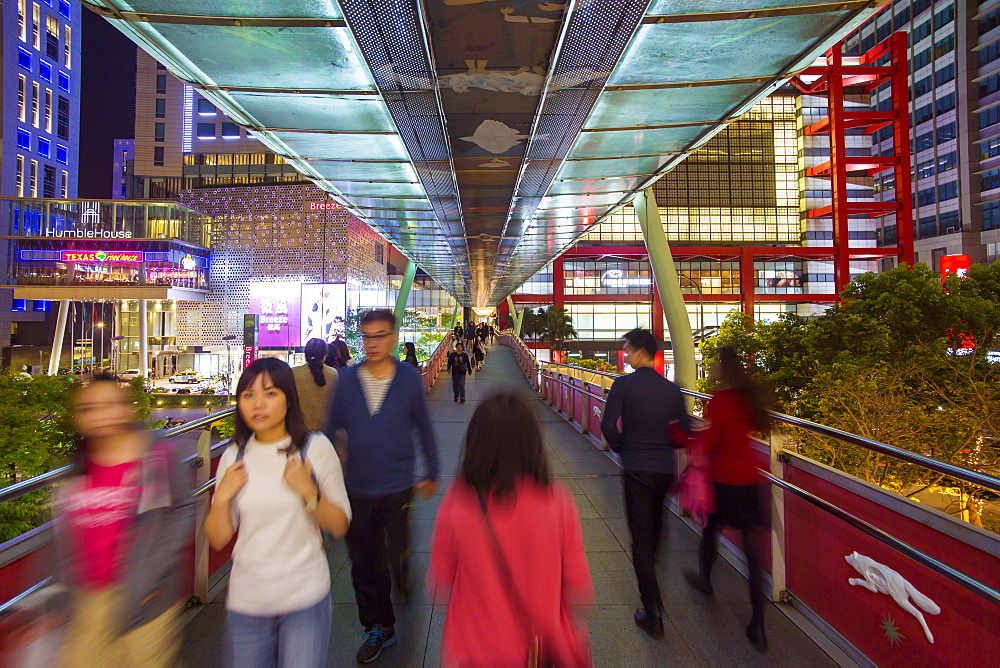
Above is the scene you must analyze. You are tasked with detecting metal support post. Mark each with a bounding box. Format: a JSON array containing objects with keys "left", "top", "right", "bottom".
[
  {"left": 192, "top": 426, "right": 212, "bottom": 604},
  {"left": 505, "top": 295, "right": 522, "bottom": 336},
  {"left": 450, "top": 301, "right": 459, "bottom": 330},
  {"left": 139, "top": 299, "right": 149, "bottom": 379},
  {"left": 48, "top": 300, "right": 71, "bottom": 375},
  {"left": 393, "top": 259, "right": 417, "bottom": 333},
  {"left": 889, "top": 31, "right": 914, "bottom": 267},
  {"left": 769, "top": 430, "right": 788, "bottom": 603},
  {"left": 552, "top": 255, "right": 565, "bottom": 310},
  {"left": 827, "top": 43, "right": 852, "bottom": 293},
  {"left": 635, "top": 187, "right": 697, "bottom": 406}
]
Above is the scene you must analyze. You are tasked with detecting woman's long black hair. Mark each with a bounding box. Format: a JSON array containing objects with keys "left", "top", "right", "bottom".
[
  {"left": 304, "top": 338, "right": 328, "bottom": 386},
  {"left": 461, "top": 393, "right": 550, "bottom": 498},
  {"left": 716, "top": 346, "right": 771, "bottom": 432},
  {"left": 234, "top": 358, "right": 309, "bottom": 453},
  {"left": 403, "top": 342, "right": 417, "bottom": 360}
]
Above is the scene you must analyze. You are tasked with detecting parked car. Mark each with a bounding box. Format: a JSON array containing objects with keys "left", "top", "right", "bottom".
[
  {"left": 119, "top": 369, "right": 142, "bottom": 381},
  {"left": 174, "top": 388, "right": 192, "bottom": 395},
  {"left": 169, "top": 371, "right": 200, "bottom": 384}
]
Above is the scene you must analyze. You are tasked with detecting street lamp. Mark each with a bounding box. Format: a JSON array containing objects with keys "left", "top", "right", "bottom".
[
  {"left": 222, "top": 334, "right": 239, "bottom": 399},
  {"left": 97, "top": 322, "right": 105, "bottom": 375}
]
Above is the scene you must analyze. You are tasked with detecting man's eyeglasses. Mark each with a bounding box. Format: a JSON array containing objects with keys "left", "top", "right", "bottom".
[{"left": 361, "top": 332, "right": 393, "bottom": 343}]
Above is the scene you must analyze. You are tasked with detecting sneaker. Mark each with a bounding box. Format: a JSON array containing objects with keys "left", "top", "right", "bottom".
[
  {"left": 357, "top": 625, "right": 396, "bottom": 663},
  {"left": 460, "top": 398, "right": 465, "bottom": 404},
  {"left": 634, "top": 606, "right": 664, "bottom": 640},
  {"left": 454, "top": 397, "right": 458, "bottom": 402}
]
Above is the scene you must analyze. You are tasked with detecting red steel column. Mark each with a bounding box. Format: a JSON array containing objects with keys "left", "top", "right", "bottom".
[
  {"left": 552, "top": 255, "right": 565, "bottom": 309},
  {"left": 740, "top": 247, "right": 756, "bottom": 319},
  {"left": 651, "top": 282, "right": 665, "bottom": 341},
  {"left": 827, "top": 43, "right": 852, "bottom": 293},
  {"left": 890, "top": 31, "right": 915, "bottom": 267}
]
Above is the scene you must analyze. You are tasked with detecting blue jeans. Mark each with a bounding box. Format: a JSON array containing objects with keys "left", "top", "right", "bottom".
[
  {"left": 226, "top": 592, "right": 331, "bottom": 668},
  {"left": 451, "top": 373, "right": 466, "bottom": 399}
]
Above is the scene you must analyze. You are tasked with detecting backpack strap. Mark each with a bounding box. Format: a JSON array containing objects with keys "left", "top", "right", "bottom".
[{"left": 234, "top": 442, "right": 246, "bottom": 462}]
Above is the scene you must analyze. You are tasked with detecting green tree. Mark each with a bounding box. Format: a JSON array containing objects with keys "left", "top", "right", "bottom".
[
  {"left": 521, "top": 308, "right": 544, "bottom": 343},
  {"left": 541, "top": 306, "right": 578, "bottom": 354}
]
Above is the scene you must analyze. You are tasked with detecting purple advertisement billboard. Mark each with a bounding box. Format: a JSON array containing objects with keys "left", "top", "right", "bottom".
[{"left": 248, "top": 282, "right": 302, "bottom": 348}]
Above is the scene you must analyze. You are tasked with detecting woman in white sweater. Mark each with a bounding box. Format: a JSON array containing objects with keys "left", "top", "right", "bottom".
[{"left": 205, "top": 358, "right": 351, "bottom": 667}]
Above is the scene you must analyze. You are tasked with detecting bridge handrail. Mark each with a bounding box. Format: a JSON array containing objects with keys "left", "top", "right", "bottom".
[{"left": 539, "top": 360, "right": 1000, "bottom": 495}]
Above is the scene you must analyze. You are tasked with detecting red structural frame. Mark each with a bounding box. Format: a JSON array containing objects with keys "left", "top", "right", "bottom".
[{"left": 500, "top": 32, "right": 914, "bottom": 335}]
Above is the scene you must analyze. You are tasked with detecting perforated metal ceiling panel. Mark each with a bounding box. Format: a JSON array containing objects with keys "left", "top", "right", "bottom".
[{"left": 86, "top": 0, "right": 887, "bottom": 306}]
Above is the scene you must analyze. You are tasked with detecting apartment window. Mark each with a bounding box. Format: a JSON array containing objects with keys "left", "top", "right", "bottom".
[
  {"left": 154, "top": 122, "right": 165, "bottom": 142},
  {"left": 63, "top": 25, "right": 71, "bottom": 68},
  {"left": 912, "top": 75, "right": 932, "bottom": 98},
  {"left": 876, "top": 21, "right": 891, "bottom": 43},
  {"left": 983, "top": 169, "right": 1000, "bottom": 192},
  {"left": 893, "top": 5, "right": 910, "bottom": 28},
  {"left": 29, "top": 160, "right": 38, "bottom": 197},
  {"left": 155, "top": 98, "right": 166, "bottom": 117},
  {"left": 197, "top": 99, "right": 216, "bottom": 115},
  {"left": 32, "top": 4, "right": 40, "bottom": 49},
  {"left": 984, "top": 200, "right": 1000, "bottom": 231},
  {"left": 39, "top": 60, "right": 52, "bottom": 82},
  {"left": 42, "top": 165, "right": 56, "bottom": 197},
  {"left": 17, "top": 76, "right": 27, "bottom": 121},
  {"left": 196, "top": 123, "right": 216, "bottom": 139},
  {"left": 18, "top": 47, "right": 32, "bottom": 71},
  {"left": 981, "top": 7, "right": 1000, "bottom": 36},
  {"left": 914, "top": 103, "right": 933, "bottom": 125},
  {"left": 46, "top": 15, "right": 59, "bottom": 60},
  {"left": 916, "top": 130, "right": 934, "bottom": 151},
  {"left": 982, "top": 40, "right": 1000, "bottom": 69},
  {"left": 60, "top": 170, "right": 68, "bottom": 198},
  {"left": 153, "top": 146, "right": 165, "bottom": 166},
  {"left": 981, "top": 105, "right": 1000, "bottom": 129},
  {"left": 58, "top": 0, "right": 70, "bottom": 19},
  {"left": 937, "top": 180, "right": 958, "bottom": 201},
  {"left": 912, "top": 20, "right": 931, "bottom": 43},
  {"left": 57, "top": 95, "right": 69, "bottom": 139},
  {"left": 56, "top": 144, "right": 68, "bottom": 164},
  {"left": 917, "top": 187, "right": 937, "bottom": 206},
  {"left": 934, "top": 63, "right": 955, "bottom": 87},
  {"left": 221, "top": 122, "right": 240, "bottom": 138},
  {"left": 984, "top": 136, "right": 1000, "bottom": 159},
  {"left": 935, "top": 92, "right": 956, "bottom": 115},
  {"left": 917, "top": 159, "right": 935, "bottom": 179},
  {"left": 19, "top": 0, "right": 27, "bottom": 41},
  {"left": 15, "top": 156, "right": 25, "bottom": 197},
  {"left": 918, "top": 214, "right": 937, "bottom": 237},
  {"left": 31, "top": 82, "right": 40, "bottom": 127},
  {"left": 936, "top": 122, "right": 956, "bottom": 144},
  {"left": 44, "top": 89, "right": 52, "bottom": 133},
  {"left": 58, "top": 71, "right": 69, "bottom": 92},
  {"left": 912, "top": 48, "right": 932, "bottom": 72},
  {"left": 156, "top": 62, "right": 166, "bottom": 70},
  {"left": 934, "top": 35, "right": 954, "bottom": 59},
  {"left": 17, "top": 129, "right": 31, "bottom": 150},
  {"left": 933, "top": 4, "right": 954, "bottom": 30},
  {"left": 156, "top": 74, "right": 167, "bottom": 94},
  {"left": 37, "top": 136, "right": 50, "bottom": 158},
  {"left": 982, "top": 72, "right": 1000, "bottom": 98},
  {"left": 937, "top": 151, "right": 957, "bottom": 173}
]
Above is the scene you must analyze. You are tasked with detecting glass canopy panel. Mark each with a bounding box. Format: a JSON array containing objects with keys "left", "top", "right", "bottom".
[
  {"left": 568, "top": 126, "right": 708, "bottom": 159},
  {"left": 350, "top": 198, "right": 433, "bottom": 212},
  {"left": 308, "top": 160, "right": 418, "bottom": 182},
  {"left": 271, "top": 132, "right": 410, "bottom": 161},
  {"left": 143, "top": 25, "right": 375, "bottom": 90},
  {"left": 538, "top": 192, "right": 629, "bottom": 209},
  {"left": 647, "top": 1, "right": 816, "bottom": 12},
  {"left": 109, "top": 1, "right": 345, "bottom": 18},
  {"left": 547, "top": 176, "right": 648, "bottom": 195},
  {"left": 230, "top": 93, "right": 396, "bottom": 132},
  {"left": 583, "top": 84, "right": 762, "bottom": 129},
  {"left": 330, "top": 181, "right": 426, "bottom": 198},
  {"left": 557, "top": 156, "right": 673, "bottom": 180},
  {"left": 610, "top": 15, "right": 851, "bottom": 86}
]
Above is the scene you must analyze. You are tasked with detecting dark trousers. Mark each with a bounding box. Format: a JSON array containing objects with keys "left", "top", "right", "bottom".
[
  {"left": 699, "top": 483, "right": 768, "bottom": 625},
  {"left": 451, "top": 373, "right": 466, "bottom": 399},
  {"left": 623, "top": 471, "right": 675, "bottom": 610},
  {"left": 346, "top": 488, "right": 412, "bottom": 630}
]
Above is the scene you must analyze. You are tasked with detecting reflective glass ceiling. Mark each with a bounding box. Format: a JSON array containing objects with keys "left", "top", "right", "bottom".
[{"left": 88, "top": 0, "right": 887, "bottom": 306}]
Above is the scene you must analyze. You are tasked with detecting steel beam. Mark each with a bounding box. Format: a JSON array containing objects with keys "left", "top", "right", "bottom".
[{"left": 393, "top": 260, "right": 417, "bottom": 334}]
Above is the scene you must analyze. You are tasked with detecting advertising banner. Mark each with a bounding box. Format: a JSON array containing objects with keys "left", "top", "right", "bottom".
[
  {"left": 248, "top": 282, "right": 302, "bottom": 348},
  {"left": 300, "top": 283, "right": 347, "bottom": 343}
]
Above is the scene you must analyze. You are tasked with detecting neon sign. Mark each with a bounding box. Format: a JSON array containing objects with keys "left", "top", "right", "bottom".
[
  {"left": 304, "top": 201, "right": 343, "bottom": 211},
  {"left": 61, "top": 250, "right": 143, "bottom": 262},
  {"left": 600, "top": 269, "right": 652, "bottom": 288}
]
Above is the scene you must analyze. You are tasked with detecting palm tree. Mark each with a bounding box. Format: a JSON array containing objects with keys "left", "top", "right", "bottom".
[
  {"left": 521, "top": 308, "right": 544, "bottom": 343},
  {"left": 542, "top": 306, "right": 577, "bottom": 356}
]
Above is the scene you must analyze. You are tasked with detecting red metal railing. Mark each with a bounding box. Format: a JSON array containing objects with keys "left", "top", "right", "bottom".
[{"left": 498, "top": 335, "right": 1000, "bottom": 665}]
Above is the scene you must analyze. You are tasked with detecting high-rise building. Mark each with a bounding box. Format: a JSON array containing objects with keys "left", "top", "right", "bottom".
[
  {"left": 846, "top": 1, "right": 995, "bottom": 268},
  {"left": 0, "top": 0, "right": 82, "bottom": 348}
]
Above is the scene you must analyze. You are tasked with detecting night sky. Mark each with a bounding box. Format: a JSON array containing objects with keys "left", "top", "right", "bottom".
[{"left": 78, "top": 8, "right": 136, "bottom": 199}]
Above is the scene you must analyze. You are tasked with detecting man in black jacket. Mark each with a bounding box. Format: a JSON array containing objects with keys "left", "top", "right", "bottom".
[
  {"left": 600, "top": 328, "right": 691, "bottom": 640},
  {"left": 447, "top": 343, "right": 473, "bottom": 404}
]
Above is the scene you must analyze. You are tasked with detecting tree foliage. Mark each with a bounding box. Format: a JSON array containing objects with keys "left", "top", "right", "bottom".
[{"left": 700, "top": 263, "right": 1000, "bottom": 527}]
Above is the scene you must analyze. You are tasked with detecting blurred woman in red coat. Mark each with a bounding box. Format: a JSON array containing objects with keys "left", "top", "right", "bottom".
[
  {"left": 685, "top": 346, "right": 772, "bottom": 653},
  {"left": 429, "top": 393, "right": 593, "bottom": 667}
]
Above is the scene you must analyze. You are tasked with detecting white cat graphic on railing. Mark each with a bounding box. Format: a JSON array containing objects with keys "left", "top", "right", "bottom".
[{"left": 845, "top": 552, "right": 941, "bottom": 643}]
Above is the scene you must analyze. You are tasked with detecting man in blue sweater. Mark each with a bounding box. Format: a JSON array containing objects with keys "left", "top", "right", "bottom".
[
  {"left": 325, "top": 309, "right": 439, "bottom": 663},
  {"left": 601, "top": 328, "right": 691, "bottom": 641}
]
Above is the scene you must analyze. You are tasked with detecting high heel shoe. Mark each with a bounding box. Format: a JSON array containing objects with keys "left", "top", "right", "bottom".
[{"left": 746, "top": 620, "right": 768, "bottom": 653}]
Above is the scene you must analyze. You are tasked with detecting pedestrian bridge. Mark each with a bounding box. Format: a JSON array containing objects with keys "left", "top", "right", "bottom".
[{"left": 2, "top": 339, "right": 997, "bottom": 666}]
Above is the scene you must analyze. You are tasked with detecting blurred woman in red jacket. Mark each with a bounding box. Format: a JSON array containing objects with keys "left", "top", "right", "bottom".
[
  {"left": 429, "top": 393, "right": 594, "bottom": 667},
  {"left": 685, "top": 347, "right": 772, "bottom": 653}
]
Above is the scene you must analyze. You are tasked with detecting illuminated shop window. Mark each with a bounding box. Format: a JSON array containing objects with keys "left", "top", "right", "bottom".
[{"left": 566, "top": 303, "right": 652, "bottom": 341}]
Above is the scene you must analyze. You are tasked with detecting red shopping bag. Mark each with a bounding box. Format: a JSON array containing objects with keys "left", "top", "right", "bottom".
[{"left": 677, "top": 464, "right": 714, "bottom": 528}]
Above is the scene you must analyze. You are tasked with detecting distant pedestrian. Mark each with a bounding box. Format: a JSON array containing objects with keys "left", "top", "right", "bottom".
[
  {"left": 324, "top": 309, "right": 439, "bottom": 664},
  {"left": 472, "top": 336, "right": 486, "bottom": 371},
  {"left": 326, "top": 336, "right": 353, "bottom": 369},
  {"left": 600, "top": 328, "right": 691, "bottom": 640},
  {"left": 429, "top": 393, "right": 593, "bottom": 666},
  {"left": 447, "top": 342, "right": 472, "bottom": 403},
  {"left": 684, "top": 347, "right": 771, "bottom": 653},
  {"left": 206, "top": 358, "right": 350, "bottom": 668},
  {"left": 293, "top": 338, "right": 339, "bottom": 432},
  {"left": 464, "top": 322, "right": 477, "bottom": 351},
  {"left": 402, "top": 342, "right": 419, "bottom": 369}
]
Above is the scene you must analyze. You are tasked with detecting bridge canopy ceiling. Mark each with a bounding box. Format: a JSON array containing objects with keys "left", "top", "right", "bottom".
[{"left": 89, "top": 0, "right": 887, "bottom": 306}]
